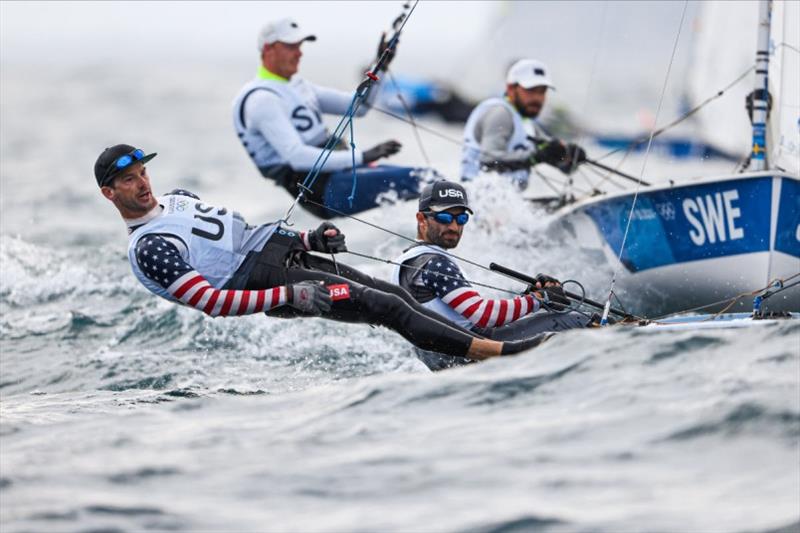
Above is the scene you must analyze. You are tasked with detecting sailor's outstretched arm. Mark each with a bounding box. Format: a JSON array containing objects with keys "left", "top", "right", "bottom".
[
  {"left": 421, "top": 256, "right": 540, "bottom": 328},
  {"left": 134, "top": 234, "right": 288, "bottom": 317}
]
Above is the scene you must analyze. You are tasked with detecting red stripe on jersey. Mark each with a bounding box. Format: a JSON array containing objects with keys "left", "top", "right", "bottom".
[
  {"left": 174, "top": 275, "right": 204, "bottom": 299},
  {"left": 525, "top": 294, "right": 536, "bottom": 312},
  {"left": 255, "top": 290, "right": 265, "bottom": 311},
  {"left": 237, "top": 291, "right": 250, "bottom": 315},
  {"left": 478, "top": 300, "right": 494, "bottom": 328},
  {"left": 462, "top": 300, "right": 483, "bottom": 318},
  {"left": 270, "top": 288, "right": 280, "bottom": 309},
  {"left": 497, "top": 300, "right": 508, "bottom": 327},
  {"left": 188, "top": 285, "right": 211, "bottom": 307},
  {"left": 219, "top": 291, "right": 236, "bottom": 316},
  {"left": 512, "top": 297, "right": 522, "bottom": 321},
  {"left": 203, "top": 290, "right": 221, "bottom": 315},
  {"left": 448, "top": 289, "right": 480, "bottom": 309}
]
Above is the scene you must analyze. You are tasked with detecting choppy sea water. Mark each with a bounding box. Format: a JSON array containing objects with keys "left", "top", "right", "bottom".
[{"left": 1, "top": 65, "right": 799, "bottom": 532}]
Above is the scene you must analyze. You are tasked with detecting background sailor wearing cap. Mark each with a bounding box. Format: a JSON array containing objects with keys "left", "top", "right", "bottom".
[
  {"left": 391, "top": 180, "right": 590, "bottom": 370},
  {"left": 96, "top": 145, "right": 546, "bottom": 364},
  {"left": 460, "top": 59, "right": 587, "bottom": 188},
  {"left": 233, "top": 18, "right": 424, "bottom": 219}
]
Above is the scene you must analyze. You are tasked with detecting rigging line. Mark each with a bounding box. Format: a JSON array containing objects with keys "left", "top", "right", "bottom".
[
  {"left": 575, "top": 166, "right": 600, "bottom": 192},
  {"left": 531, "top": 167, "right": 566, "bottom": 196},
  {"left": 531, "top": 167, "right": 593, "bottom": 197},
  {"left": 599, "top": 0, "right": 689, "bottom": 326},
  {"left": 368, "top": 104, "right": 464, "bottom": 146},
  {"left": 346, "top": 249, "right": 600, "bottom": 318},
  {"left": 764, "top": 279, "right": 800, "bottom": 300},
  {"left": 563, "top": 0, "right": 609, "bottom": 178},
  {"left": 594, "top": 64, "right": 756, "bottom": 162},
  {"left": 777, "top": 42, "right": 800, "bottom": 54},
  {"left": 299, "top": 196, "right": 542, "bottom": 291},
  {"left": 648, "top": 272, "right": 800, "bottom": 320},
  {"left": 583, "top": 163, "right": 625, "bottom": 191},
  {"left": 344, "top": 250, "right": 604, "bottom": 318},
  {"left": 281, "top": 0, "right": 421, "bottom": 223},
  {"left": 344, "top": 249, "right": 522, "bottom": 296},
  {"left": 385, "top": 68, "right": 432, "bottom": 167},
  {"left": 282, "top": 94, "right": 361, "bottom": 223}
]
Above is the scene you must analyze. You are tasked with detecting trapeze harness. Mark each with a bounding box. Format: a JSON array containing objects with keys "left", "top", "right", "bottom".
[{"left": 461, "top": 97, "right": 538, "bottom": 186}]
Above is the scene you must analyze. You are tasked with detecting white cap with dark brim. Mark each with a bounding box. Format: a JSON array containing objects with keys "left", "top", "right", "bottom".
[
  {"left": 506, "top": 59, "right": 556, "bottom": 90},
  {"left": 258, "top": 18, "right": 316, "bottom": 50}
]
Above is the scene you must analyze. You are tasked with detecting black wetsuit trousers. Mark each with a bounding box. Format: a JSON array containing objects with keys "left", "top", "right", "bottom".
[
  {"left": 473, "top": 310, "right": 591, "bottom": 341},
  {"left": 244, "top": 251, "right": 481, "bottom": 357}
]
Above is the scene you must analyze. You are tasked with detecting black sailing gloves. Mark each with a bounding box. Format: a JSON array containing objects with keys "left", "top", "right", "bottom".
[
  {"left": 526, "top": 273, "right": 571, "bottom": 312},
  {"left": 308, "top": 222, "right": 348, "bottom": 254},
  {"left": 533, "top": 139, "right": 568, "bottom": 166},
  {"left": 287, "top": 281, "right": 332, "bottom": 316},
  {"left": 532, "top": 139, "right": 587, "bottom": 174},
  {"left": 566, "top": 143, "right": 587, "bottom": 165},
  {"left": 540, "top": 285, "right": 570, "bottom": 311},
  {"left": 363, "top": 140, "right": 402, "bottom": 164}
]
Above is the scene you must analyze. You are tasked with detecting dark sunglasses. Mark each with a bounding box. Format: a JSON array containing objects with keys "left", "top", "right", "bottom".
[
  {"left": 101, "top": 148, "right": 145, "bottom": 185},
  {"left": 425, "top": 211, "right": 470, "bottom": 225}
]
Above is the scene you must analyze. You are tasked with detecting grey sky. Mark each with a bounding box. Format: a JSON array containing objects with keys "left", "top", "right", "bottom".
[{"left": 1, "top": 1, "right": 720, "bottom": 122}]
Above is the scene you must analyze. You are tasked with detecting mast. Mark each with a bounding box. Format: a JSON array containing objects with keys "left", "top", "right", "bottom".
[{"left": 749, "top": 0, "right": 772, "bottom": 171}]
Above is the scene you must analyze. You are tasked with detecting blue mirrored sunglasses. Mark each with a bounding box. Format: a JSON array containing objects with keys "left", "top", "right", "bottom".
[
  {"left": 425, "top": 211, "right": 470, "bottom": 225},
  {"left": 113, "top": 148, "right": 145, "bottom": 170},
  {"left": 101, "top": 148, "right": 145, "bottom": 185}
]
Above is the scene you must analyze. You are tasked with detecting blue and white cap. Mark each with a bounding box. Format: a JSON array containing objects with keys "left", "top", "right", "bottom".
[{"left": 506, "top": 59, "right": 555, "bottom": 90}]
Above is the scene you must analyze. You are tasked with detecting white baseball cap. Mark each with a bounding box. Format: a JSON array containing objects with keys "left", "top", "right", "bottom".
[
  {"left": 506, "top": 59, "right": 556, "bottom": 90},
  {"left": 257, "top": 18, "right": 316, "bottom": 50}
]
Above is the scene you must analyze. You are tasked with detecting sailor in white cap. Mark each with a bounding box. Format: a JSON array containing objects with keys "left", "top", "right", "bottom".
[
  {"left": 233, "top": 18, "right": 427, "bottom": 219},
  {"left": 460, "top": 59, "right": 587, "bottom": 188}
]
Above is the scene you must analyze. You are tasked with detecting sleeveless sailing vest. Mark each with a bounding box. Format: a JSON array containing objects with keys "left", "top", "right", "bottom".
[
  {"left": 127, "top": 194, "right": 278, "bottom": 301},
  {"left": 391, "top": 243, "right": 473, "bottom": 330},
  {"left": 232, "top": 77, "right": 329, "bottom": 171},
  {"left": 460, "top": 97, "right": 536, "bottom": 185}
]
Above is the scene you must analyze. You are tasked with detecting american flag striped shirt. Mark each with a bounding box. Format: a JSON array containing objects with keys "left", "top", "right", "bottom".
[
  {"left": 134, "top": 234, "right": 287, "bottom": 317},
  {"left": 419, "top": 256, "right": 539, "bottom": 328}
]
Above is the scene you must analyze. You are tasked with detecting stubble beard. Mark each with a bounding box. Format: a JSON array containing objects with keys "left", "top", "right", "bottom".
[{"left": 426, "top": 225, "right": 461, "bottom": 249}]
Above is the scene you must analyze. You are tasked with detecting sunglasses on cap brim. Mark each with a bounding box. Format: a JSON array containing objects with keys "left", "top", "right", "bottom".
[
  {"left": 424, "top": 211, "right": 470, "bottom": 225},
  {"left": 100, "top": 148, "right": 148, "bottom": 186}
]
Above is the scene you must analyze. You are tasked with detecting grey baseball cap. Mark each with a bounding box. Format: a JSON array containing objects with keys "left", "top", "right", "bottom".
[{"left": 418, "top": 181, "right": 473, "bottom": 214}]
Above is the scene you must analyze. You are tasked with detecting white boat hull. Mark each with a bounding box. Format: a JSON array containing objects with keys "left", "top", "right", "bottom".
[{"left": 553, "top": 172, "right": 800, "bottom": 314}]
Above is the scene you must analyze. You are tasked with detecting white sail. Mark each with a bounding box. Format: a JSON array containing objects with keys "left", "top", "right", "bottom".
[
  {"left": 686, "top": 1, "right": 758, "bottom": 159},
  {"left": 768, "top": 0, "right": 800, "bottom": 176}
]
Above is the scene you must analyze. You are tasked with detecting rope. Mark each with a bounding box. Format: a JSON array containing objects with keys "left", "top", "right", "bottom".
[
  {"left": 563, "top": 0, "right": 609, "bottom": 179},
  {"left": 299, "top": 197, "right": 521, "bottom": 279},
  {"left": 593, "top": 65, "right": 755, "bottom": 163},
  {"left": 599, "top": 0, "right": 689, "bottom": 326},
  {"left": 280, "top": 0, "right": 420, "bottom": 224},
  {"left": 386, "top": 69, "right": 432, "bottom": 167},
  {"left": 347, "top": 116, "right": 358, "bottom": 207},
  {"left": 345, "top": 249, "right": 601, "bottom": 316},
  {"left": 368, "top": 104, "right": 465, "bottom": 146},
  {"left": 345, "top": 250, "right": 520, "bottom": 296},
  {"left": 649, "top": 272, "right": 800, "bottom": 321}
]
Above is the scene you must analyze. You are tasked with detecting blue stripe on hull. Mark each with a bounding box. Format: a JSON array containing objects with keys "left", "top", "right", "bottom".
[
  {"left": 582, "top": 177, "right": 776, "bottom": 273},
  {"left": 775, "top": 178, "right": 800, "bottom": 258}
]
